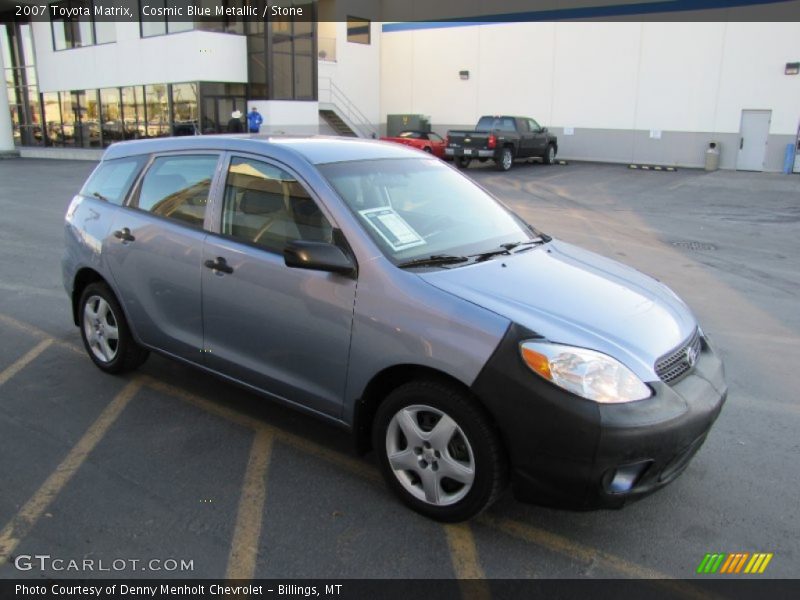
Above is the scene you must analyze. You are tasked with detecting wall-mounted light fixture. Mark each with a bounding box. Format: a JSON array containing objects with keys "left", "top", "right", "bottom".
[
  {"left": 785, "top": 62, "right": 799, "bottom": 75},
  {"left": 459, "top": 70, "right": 470, "bottom": 80}
]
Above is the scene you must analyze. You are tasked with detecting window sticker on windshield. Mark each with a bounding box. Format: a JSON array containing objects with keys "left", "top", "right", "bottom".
[{"left": 359, "top": 207, "right": 426, "bottom": 251}]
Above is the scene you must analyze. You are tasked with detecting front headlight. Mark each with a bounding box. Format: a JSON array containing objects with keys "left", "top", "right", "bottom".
[{"left": 519, "top": 341, "right": 651, "bottom": 403}]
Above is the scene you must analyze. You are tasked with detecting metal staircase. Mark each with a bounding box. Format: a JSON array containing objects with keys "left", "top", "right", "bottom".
[
  {"left": 319, "top": 109, "right": 357, "bottom": 137},
  {"left": 318, "top": 77, "right": 377, "bottom": 139}
]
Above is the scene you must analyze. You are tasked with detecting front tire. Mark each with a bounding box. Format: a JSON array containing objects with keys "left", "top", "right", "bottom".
[
  {"left": 495, "top": 146, "right": 514, "bottom": 171},
  {"left": 543, "top": 144, "right": 556, "bottom": 165},
  {"left": 79, "top": 282, "right": 148, "bottom": 374},
  {"left": 373, "top": 380, "right": 507, "bottom": 522}
]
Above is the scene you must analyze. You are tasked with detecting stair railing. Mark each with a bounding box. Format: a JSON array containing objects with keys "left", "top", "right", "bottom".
[{"left": 318, "top": 77, "right": 378, "bottom": 139}]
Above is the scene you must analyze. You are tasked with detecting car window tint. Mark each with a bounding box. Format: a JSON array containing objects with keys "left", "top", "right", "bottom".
[
  {"left": 221, "top": 157, "right": 333, "bottom": 253},
  {"left": 500, "top": 118, "right": 516, "bottom": 131},
  {"left": 80, "top": 156, "right": 146, "bottom": 206},
  {"left": 135, "top": 155, "right": 218, "bottom": 228}
]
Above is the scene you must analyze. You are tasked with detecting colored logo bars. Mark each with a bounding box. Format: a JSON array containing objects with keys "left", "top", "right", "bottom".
[{"left": 697, "top": 552, "right": 773, "bottom": 574}]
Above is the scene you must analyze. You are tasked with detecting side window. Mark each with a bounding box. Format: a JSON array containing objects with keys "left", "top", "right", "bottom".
[
  {"left": 80, "top": 156, "right": 146, "bottom": 206},
  {"left": 134, "top": 155, "right": 219, "bottom": 228},
  {"left": 347, "top": 17, "right": 370, "bottom": 44},
  {"left": 221, "top": 157, "right": 333, "bottom": 253},
  {"left": 528, "top": 119, "right": 541, "bottom": 132},
  {"left": 428, "top": 133, "right": 443, "bottom": 143}
]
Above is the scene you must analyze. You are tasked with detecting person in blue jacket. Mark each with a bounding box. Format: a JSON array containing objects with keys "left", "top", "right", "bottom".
[{"left": 247, "top": 107, "right": 263, "bottom": 133}]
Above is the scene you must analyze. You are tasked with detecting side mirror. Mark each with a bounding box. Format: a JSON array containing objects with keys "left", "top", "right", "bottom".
[
  {"left": 284, "top": 240, "right": 356, "bottom": 276},
  {"left": 541, "top": 127, "right": 548, "bottom": 133}
]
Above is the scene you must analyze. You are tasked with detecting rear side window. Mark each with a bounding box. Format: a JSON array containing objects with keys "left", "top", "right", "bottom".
[
  {"left": 80, "top": 156, "right": 146, "bottom": 206},
  {"left": 476, "top": 117, "right": 517, "bottom": 132},
  {"left": 133, "top": 155, "right": 219, "bottom": 229}
]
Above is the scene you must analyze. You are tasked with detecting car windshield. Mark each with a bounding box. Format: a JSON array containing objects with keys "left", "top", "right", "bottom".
[{"left": 318, "top": 158, "right": 535, "bottom": 265}]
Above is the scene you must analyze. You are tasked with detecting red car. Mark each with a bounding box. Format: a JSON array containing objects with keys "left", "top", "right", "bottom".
[{"left": 380, "top": 130, "right": 447, "bottom": 158}]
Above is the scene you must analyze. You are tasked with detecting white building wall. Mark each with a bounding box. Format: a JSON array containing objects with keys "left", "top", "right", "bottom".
[
  {"left": 319, "top": 20, "right": 382, "bottom": 131},
  {"left": 32, "top": 22, "right": 247, "bottom": 92},
  {"left": 381, "top": 21, "right": 800, "bottom": 170}
]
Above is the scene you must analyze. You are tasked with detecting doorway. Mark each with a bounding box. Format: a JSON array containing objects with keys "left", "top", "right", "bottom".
[
  {"left": 736, "top": 109, "right": 771, "bottom": 171},
  {"left": 201, "top": 96, "right": 246, "bottom": 134}
]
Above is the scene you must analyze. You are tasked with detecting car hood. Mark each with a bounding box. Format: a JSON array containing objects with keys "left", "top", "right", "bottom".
[{"left": 419, "top": 240, "right": 697, "bottom": 380}]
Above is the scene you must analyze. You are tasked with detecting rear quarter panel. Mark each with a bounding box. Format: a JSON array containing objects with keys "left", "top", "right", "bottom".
[{"left": 62, "top": 195, "right": 121, "bottom": 298}]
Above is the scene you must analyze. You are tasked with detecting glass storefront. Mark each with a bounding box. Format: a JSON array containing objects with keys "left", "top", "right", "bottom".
[
  {"left": 5, "top": 1, "right": 318, "bottom": 148},
  {"left": 8, "top": 81, "right": 203, "bottom": 148},
  {"left": 3, "top": 22, "right": 43, "bottom": 146}
]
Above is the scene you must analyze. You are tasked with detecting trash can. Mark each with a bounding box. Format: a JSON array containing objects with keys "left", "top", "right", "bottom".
[{"left": 704, "top": 142, "right": 720, "bottom": 171}]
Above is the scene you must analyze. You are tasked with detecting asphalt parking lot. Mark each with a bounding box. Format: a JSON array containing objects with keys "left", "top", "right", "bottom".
[{"left": 0, "top": 157, "right": 798, "bottom": 586}]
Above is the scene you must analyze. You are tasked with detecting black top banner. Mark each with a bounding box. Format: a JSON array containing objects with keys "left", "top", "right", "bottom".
[{"left": 3, "top": 0, "right": 800, "bottom": 23}]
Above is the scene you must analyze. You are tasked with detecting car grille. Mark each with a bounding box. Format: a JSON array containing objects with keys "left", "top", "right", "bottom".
[{"left": 655, "top": 329, "right": 702, "bottom": 384}]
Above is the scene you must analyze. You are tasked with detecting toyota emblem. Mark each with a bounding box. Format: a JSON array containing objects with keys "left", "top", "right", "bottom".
[{"left": 685, "top": 346, "right": 698, "bottom": 368}]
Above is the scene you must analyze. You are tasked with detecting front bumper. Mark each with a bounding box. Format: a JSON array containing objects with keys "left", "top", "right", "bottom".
[
  {"left": 471, "top": 323, "right": 727, "bottom": 509},
  {"left": 445, "top": 147, "right": 496, "bottom": 159}
]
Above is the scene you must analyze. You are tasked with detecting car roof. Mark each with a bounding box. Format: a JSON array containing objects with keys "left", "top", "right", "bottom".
[{"left": 101, "top": 135, "right": 425, "bottom": 166}]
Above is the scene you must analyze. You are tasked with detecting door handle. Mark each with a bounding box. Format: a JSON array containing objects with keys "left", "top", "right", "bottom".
[
  {"left": 204, "top": 257, "right": 234, "bottom": 274},
  {"left": 740, "top": 137, "right": 744, "bottom": 150},
  {"left": 113, "top": 227, "right": 135, "bottom": 243}
]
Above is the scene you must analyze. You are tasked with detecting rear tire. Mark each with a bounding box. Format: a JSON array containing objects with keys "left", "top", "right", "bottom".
[
  {"left": 455, "top": 156, "right": 471, "bottom": 169},
  {"left": 495, "top": 146, "right": 514, "bottom": 171},
  {"left": 78, "top": 282, "right": 149, "bottom": 374},
  {"left": 373, "top": 380, "right": 507, "bottom": 522}
]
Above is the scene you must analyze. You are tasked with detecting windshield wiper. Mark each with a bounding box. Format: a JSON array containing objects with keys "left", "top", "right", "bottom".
[
  {"left": 92, "top": 191, "right": 109, "bottom": 201},
  {"left": 471, "top": 236, "right": 550, "bottom": 262},
  {"left": 397, "top": 254, "right": 469, "bottom": 269}
]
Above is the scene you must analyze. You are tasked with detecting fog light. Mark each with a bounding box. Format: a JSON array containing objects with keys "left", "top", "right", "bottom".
[{"left": 607, "top": 461, "right": 651, "bottom": 493}]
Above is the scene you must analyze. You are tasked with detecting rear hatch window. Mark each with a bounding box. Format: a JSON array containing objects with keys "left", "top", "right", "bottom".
[{"left": 80, "top": 156, "right": 147, "bottom": 205}]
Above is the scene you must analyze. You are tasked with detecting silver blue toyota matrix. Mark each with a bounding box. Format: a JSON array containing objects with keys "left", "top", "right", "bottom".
[{"left": 63, "top": 136, "right": 727, "bottom": 521}]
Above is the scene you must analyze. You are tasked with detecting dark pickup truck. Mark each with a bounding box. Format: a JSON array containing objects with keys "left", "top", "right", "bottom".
[{"left": 446, "top": 115, "right": 558, "bottom": 171}]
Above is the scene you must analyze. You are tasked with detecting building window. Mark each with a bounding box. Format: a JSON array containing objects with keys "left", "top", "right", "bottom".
[
  {"left": 100, "top": 87, "right": 123, "bottom": 145},
  {"left": 140, "top": 0, "right": 245, "bottom": 38},
  {"left": 347, "top": 17, "right": 370, "bottom": 45},
  {"left": 245, "top": 4, "right": 316, "bottom": 102},
  {"left": 171, "top": 82, "right": 199, "bottom": 136},
  {"left": 194, "top": 0, "right": 246, "bottom": 35},
  {"left": 3, "top": 22, "right": 44, "bottom": 146},
  {"left": 121, "top": 86, "right": 145, "bottom": 140},
  {"left": 50, "top": 0, "right": 116, "bottom": 50},
  {"left": 139, "top": 0, "right": 192, "bottom": 37},
  {"left": 144, "top": 84, "right": 171, "bottom": 137}
]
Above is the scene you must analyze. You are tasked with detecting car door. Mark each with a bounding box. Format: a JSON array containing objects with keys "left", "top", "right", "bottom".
[
  {"left": 527, "top": 118, "right": 548, "bottom": 156},
  {"left": 104, "top": 152, "right": 222, "bottom": 361},
  {"left": 514, "top": 118, "right": 536, "bottom": 158},
  {"left": 201, "top": 153, "right": 357, "bottom": 418},
  {"left": 428, "top": 132, "right": 446, "bottom": 157}
]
